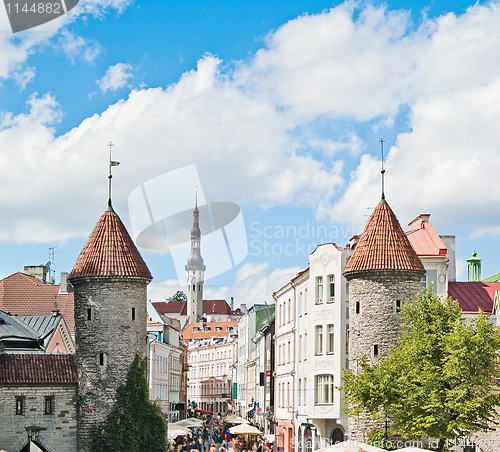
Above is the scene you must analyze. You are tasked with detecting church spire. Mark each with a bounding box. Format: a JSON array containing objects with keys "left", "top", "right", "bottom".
[{"left": 186, "top": 197, "right": 205, "bottom": 324}]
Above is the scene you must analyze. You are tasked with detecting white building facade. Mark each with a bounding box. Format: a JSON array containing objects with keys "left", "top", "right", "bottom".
[{"left": 185, "top": 322, "right": 238, "bottom": 415}]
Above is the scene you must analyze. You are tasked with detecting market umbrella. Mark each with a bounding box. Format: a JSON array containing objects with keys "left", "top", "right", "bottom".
[
  {"left": 316, "top": 441, "right": 386, "bottom": 452},
  {"left": 175, "top": 419, "right": 203, "bottom": 428},
  {"left": 167, "top": 423, "right": 191, "bottom": 440},
  {"left": 224, "top": 415, "right": 250, "bottom": 424},
  {"left": 229, "top": 424, "right": 263, "bottom": 435},
  {"left": 395, "top": 448, "right": 432, "bottom": 451}
]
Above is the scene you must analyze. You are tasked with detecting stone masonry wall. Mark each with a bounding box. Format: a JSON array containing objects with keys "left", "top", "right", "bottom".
[
  {"left": 0, "top": 384, "right": 77, "bottom": 452},
  {"left": 72, "top": 277, "right": 148, "bottom": 452},
  {"left": 347, "top": 271, "right": 421, "bottom": 441}
]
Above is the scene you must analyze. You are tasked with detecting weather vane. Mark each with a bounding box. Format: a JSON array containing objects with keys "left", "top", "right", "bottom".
[
  {"left": 107, "top": 141, "right": 120, "bottom": 208},
  {"left": 380, "top": 138, "right": 385, "bottom": 200}
]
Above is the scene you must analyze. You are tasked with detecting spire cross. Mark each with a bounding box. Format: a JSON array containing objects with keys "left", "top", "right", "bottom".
[
  {"left": 107, "top": 141, "right": 120, "bottom": 208},
  {"left": 380, "top": 138, "right": 386, "bottom": 200}
]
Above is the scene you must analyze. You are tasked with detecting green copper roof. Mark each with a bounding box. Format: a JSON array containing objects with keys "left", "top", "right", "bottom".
[{"left": 483, "top": 272, "right": 500, "bottom": 282}]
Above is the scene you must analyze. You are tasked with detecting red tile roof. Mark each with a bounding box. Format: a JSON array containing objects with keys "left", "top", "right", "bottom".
[
  {"left": 182, "top": 321, "right": 238, "bottom": 340},
  {"left": 0, "top": 353, "right": 78, "bottom": 384},
  {"left": 69, "top": 208, "right": 152, "bottom": 281},
  {"left": 153, "top": 300, "right": 186, "bottom": 315},
  {"left": 153, "top": 299, "right": 231, "bottom": 317},
  {"left": 344, "top": 199, "right": 425, "bottom": 277},
  {"left": 448, "top": 282, "right": 500, "bottom": 314},
  {"left": 406, "top": 220, "right": 447, "bottom": 258},
  {"left": 0, "top": 272, "right": 74, "bottom": 333}
]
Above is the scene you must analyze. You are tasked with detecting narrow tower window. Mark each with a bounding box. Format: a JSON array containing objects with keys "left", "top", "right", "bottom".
[
  {"left": 15, "top": 397, "right": 24, "bottom": 415},
  {"left": 86, "top": 308, "right": 93, "bottom": 321},
  {"left": 45, "top": 396, "right": 54, "bottom": 415},
  {"left": 373, "top": 344, "right": 379, "bottom": 358},
  {"left": 395, "top": 299, "right": 401, "bottom": 313},
  {"left": 355, "top": 301, "right": 360, "bottom": 314},
  {"left": 99, "top": 352, "right": 107, "bottom": 366},
  {"left": 131, "top": 307, "right": 136, "bottom": 321}
]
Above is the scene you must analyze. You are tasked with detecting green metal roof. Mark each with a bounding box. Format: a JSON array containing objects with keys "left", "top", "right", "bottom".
[{"left": 483, "top": 272, "right": 500, "bottom": 282}]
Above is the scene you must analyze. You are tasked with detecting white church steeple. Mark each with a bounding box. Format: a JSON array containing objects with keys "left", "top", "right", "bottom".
[{"left": 185, "top": 197, "right": 205, "bottom": 324}]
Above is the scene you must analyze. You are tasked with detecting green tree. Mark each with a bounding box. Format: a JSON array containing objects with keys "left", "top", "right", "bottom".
[
  {"left": 168, "top": 290, "right": 187, "bottom": 302},
  {"left": 343, "top": 289, "right": 500, "bottom": 450},
  {"left": 92, "top": 354, "right": 167, "bottom": 452}
]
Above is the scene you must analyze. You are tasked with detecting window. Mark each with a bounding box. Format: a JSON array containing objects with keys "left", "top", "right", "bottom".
[
  {"left": 327, "top": 325, "right": 334, "bottom": 354},
  {"left": 45, "top": 396, "right": 54, "bottom": 415},
  {"left": 328, "top": 275, "right": 335, "bottom": 302},
  {"left": 395, "top": 299, "right": 402, "bottom": 313},
  {"left": 315, "top": 374, "right": 334, "bottom": 404},
  {"left": 15, "top": 396, "right": 24, "bottom": 415},
  {"left": 316, "top": 277, "right": 323, "bottom": 304},
  {"left": 99, "top": 352, "right": 107, "bottom": 366},
  {"left": 298, "top": 335, "right": 302, "bottom": 362},
  {"left": 373, "top": 344, "right": 379, "bottom": 359},
  {"left": 131, "top": 307, "right": 136, "bottom": 321},
  {"left": 287, "top": 341, "right": 291, "bottom": 363},
  {"left": 315, "top": 325, "right": 323, "bottom": 355},
  {"left": 420, "top": 270, "right": 438, "bottom": 294},
  {"left": 355, "top": 301, "right": 360, "bottom": 314},
  {"left": 86, "top": 308, "right": 93, "bottom": 321}
]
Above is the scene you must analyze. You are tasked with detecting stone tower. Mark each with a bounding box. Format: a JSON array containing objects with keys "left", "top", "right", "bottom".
[
  {"left": 185, "top": 201, "right": 205, "bottom": 324},
  {"left": 343, "top": 197, "right": 425, "bottom": 440},
  {"left": 69, "top": 204, "right": 152, "bottom": 451}
]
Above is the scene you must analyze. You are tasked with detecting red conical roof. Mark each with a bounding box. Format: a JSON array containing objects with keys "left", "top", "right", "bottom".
[
  {"left": 69, "top": 207, "right": 152, "bottom": 281},
  {"left": 344, "top": 199, "right": 425, "bottom": 277}
]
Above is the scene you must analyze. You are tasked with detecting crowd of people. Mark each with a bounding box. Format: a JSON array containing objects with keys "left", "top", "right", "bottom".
[{"left": 170, "top": 415, "right": 272, "bottom": 452}]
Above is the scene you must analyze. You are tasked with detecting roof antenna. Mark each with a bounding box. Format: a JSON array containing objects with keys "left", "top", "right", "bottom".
[
  {"left": 380, "top": 138, "right": 386, "bottom": 200},
  {"left": 107, "top": 141, "right": 120, "bottom": 210}
]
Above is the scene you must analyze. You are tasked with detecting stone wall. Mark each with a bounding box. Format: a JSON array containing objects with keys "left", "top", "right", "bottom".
[
  {"left": 347, "top": 271, "right": 421, "bottom": 440},
  {"left": 0, "top": 384, "right": 77, "bottom": 452},
  {"left": 72, "top": 277, "right": 148, "bottom": 452}
]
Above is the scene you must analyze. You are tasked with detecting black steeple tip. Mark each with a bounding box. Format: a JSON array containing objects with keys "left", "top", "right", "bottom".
[
  {"left": 107, "top": 141, "right": 120, "bottom": 212},
  {"left": 380, "top": 138, "right": 386, "bottom": 200}
]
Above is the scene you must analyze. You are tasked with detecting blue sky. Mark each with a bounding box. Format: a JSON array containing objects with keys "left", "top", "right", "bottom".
[{"left": 0, "top": 0, "right": 499, "bottom": 305}]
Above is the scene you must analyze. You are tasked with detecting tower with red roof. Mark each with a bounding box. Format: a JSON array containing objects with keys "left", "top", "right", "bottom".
[
  {"left": 69, "top": 203, "right": 152, "bottom": 451},
  {"left": 343, "top": 196, "right": 425, "bottom": 440}
]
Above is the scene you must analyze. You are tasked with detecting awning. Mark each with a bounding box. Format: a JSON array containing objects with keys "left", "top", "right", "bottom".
[{"left": 194, "top": 408, "right": 214, "bottom": 415}]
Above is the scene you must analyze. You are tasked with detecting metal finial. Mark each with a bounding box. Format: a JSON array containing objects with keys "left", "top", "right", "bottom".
[
  {"left": 380, "top": 138, "right": 386, "bottom": 200},
  {"left": 107, "top": 141, "right": 119, "bottom": 209}
]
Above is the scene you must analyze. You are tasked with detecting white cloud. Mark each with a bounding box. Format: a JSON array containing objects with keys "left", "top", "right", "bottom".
[
  {"left": 58, "top": 30, "right": 101, "bottom": 63},
  {"left": 228, "top": 262, "right": 301, "bottom": 307},
  {"left": 0, "top": 0, "right": 132, "bottom": 84},
  {"left": 1, "top": 1, "right": 500, "bottom": 252},
  {"left": 13, "top": 66, "right": 36, "bottom": 89},
  {"left": 97, "top": 63, "right": 133, "bottom": 92}
]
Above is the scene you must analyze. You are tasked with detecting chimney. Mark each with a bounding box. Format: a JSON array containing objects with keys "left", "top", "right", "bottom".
[
  {"left": 408, "top": 214, "right": 431, "bottom": 231},
  {"left": 241, "top": 303, "right": 247, "bottom": 314},
  {"left": 348, "top": 235, "right": 360, "bottom": 250},
  {"left": 24, "top": 264, "right": 49, "bottom": 282},
  {"left": 230, "top": 296, "right": 234, "bottom": 311},
  {"left": 59, "top": 272, "right": 70, "bottom": 294}
]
